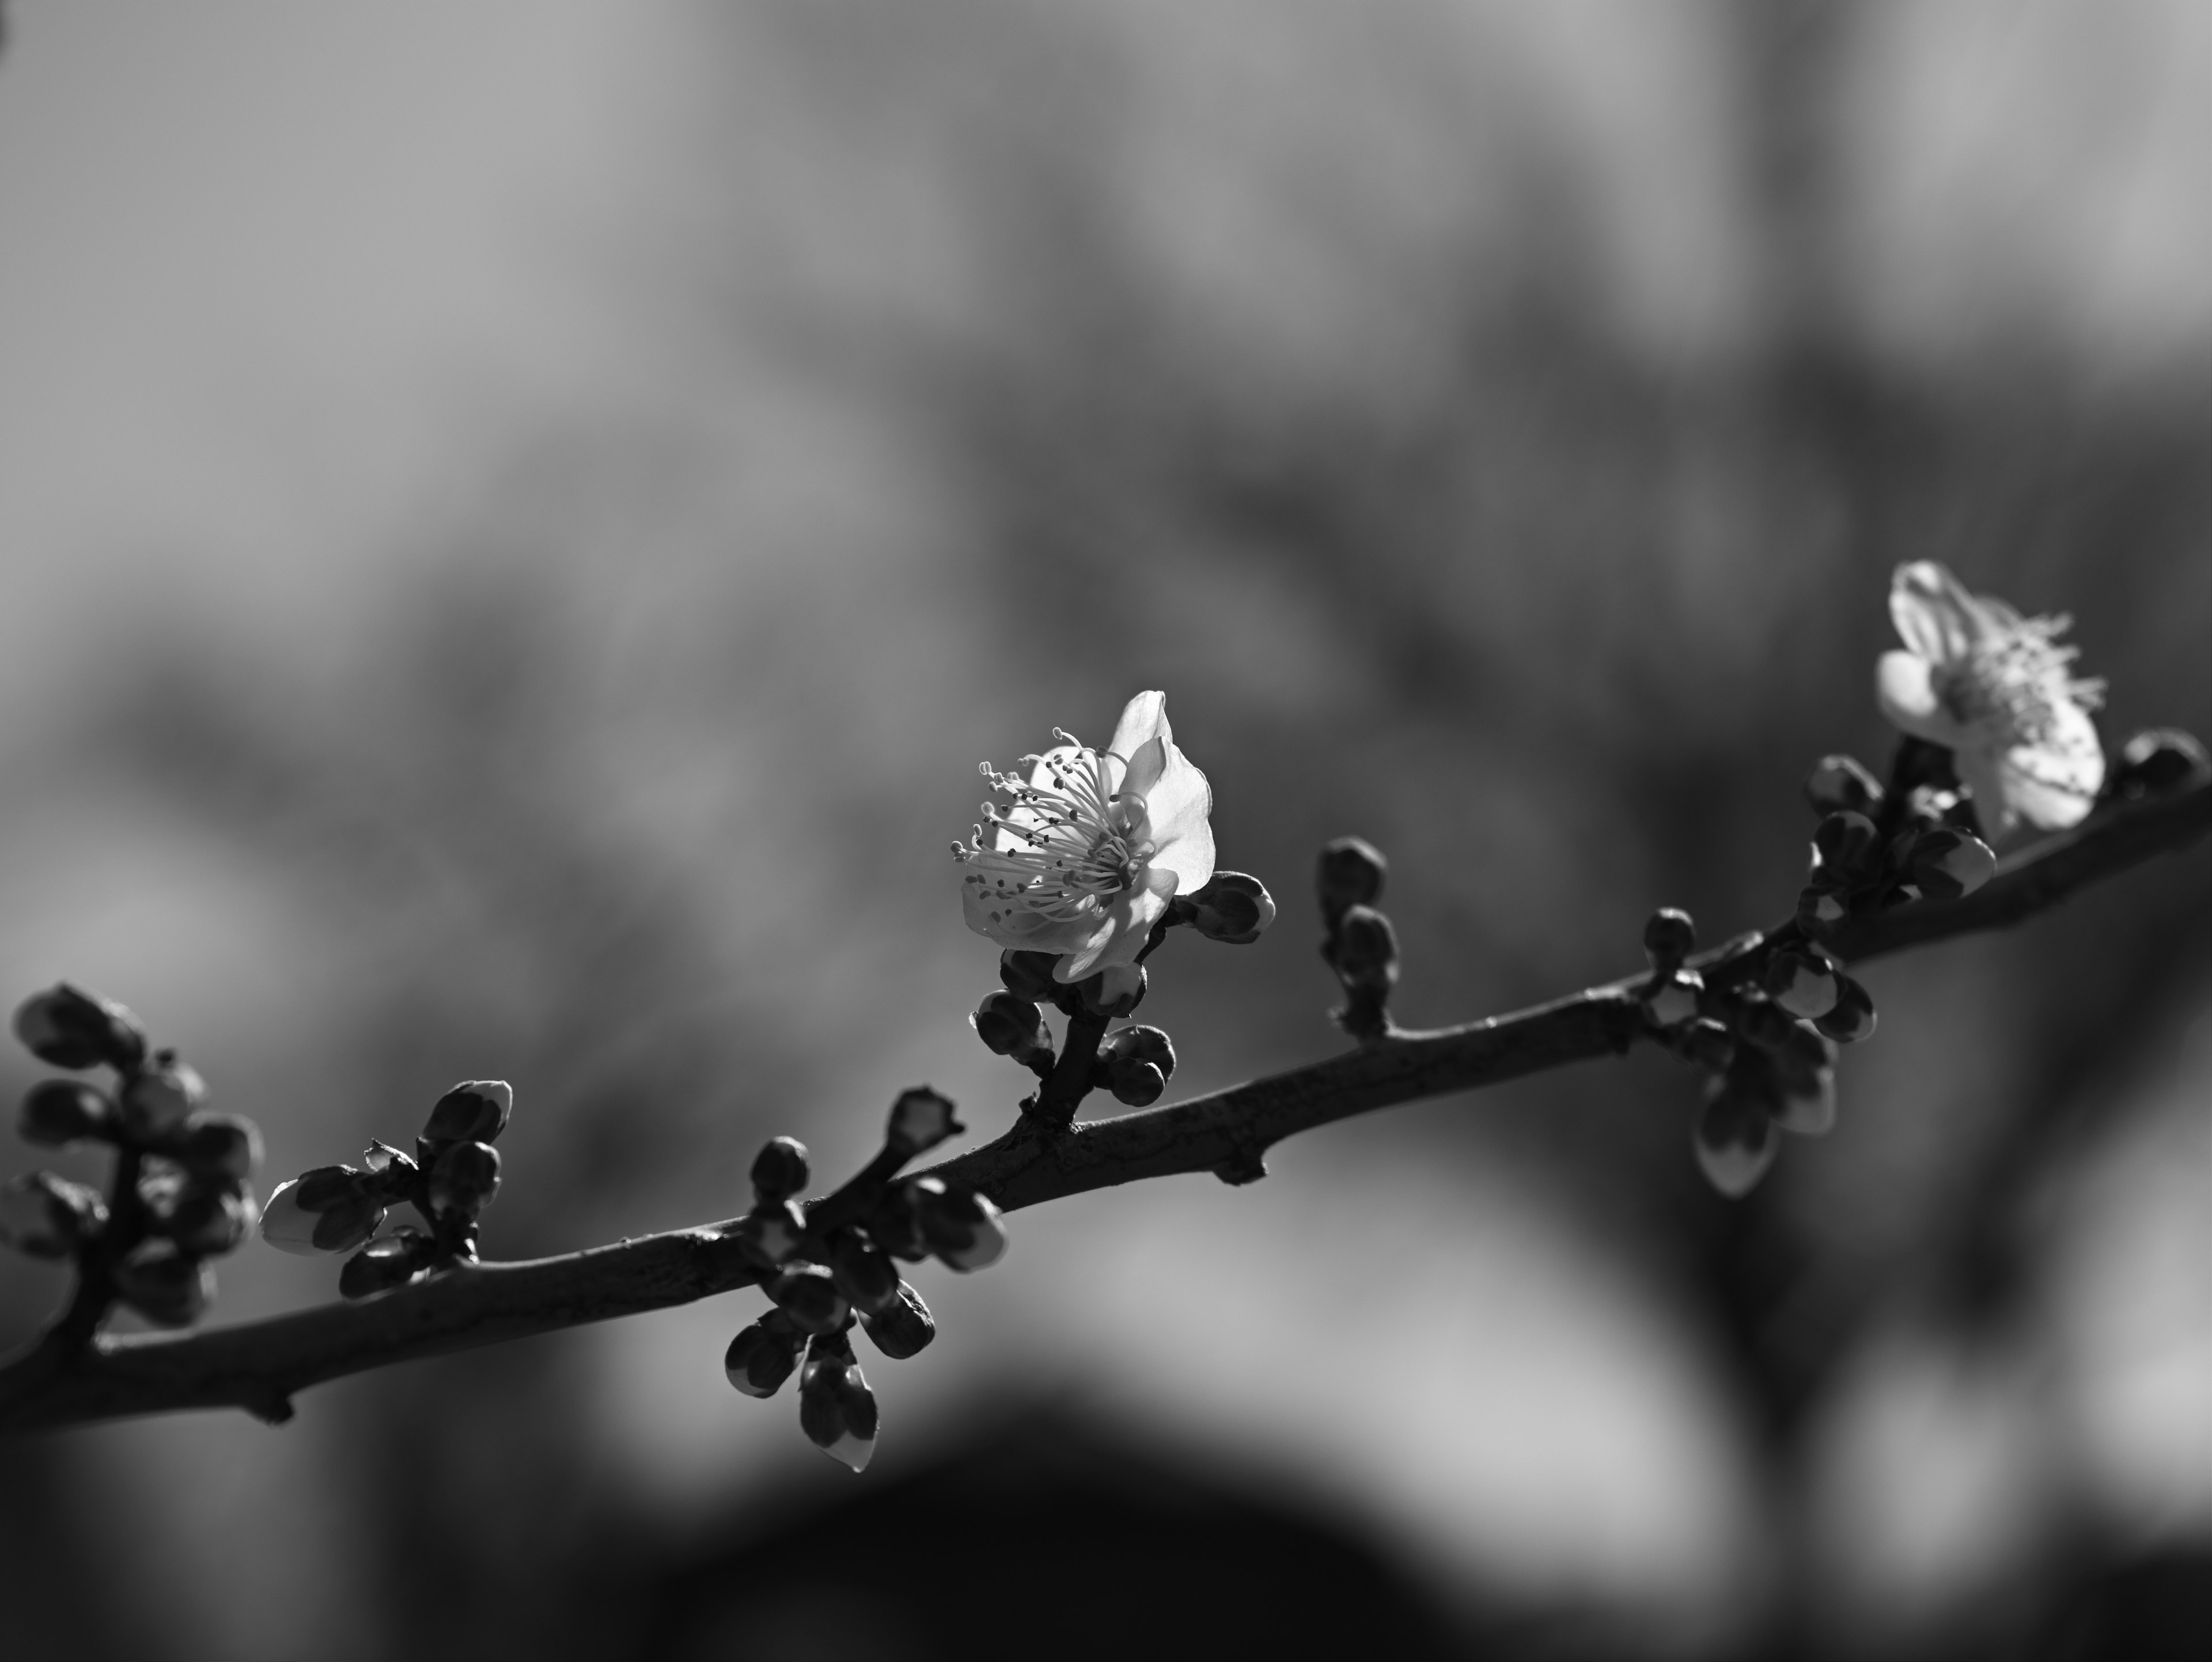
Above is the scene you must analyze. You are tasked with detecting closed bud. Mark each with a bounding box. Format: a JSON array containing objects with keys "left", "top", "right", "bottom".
[
  {"left": 1102, "top": 1025, "right": 1175, "bottom": 1077},
  {"left": 1332, "top": 904, "right": 1399, "bottom": 989},
  {"left": 18, "top": 1079, "right": 115, "bottom": 1146},
  {"left": 427, "top": 1140, "right": 501, "bottom": 1219},
  {"left": 173, "top": 1114, "right": 262, "bottom": 1182},
  {"left": 1641, "top": 968, "right": 1703, "bottom": 1029},
  {"left": 1187, "top": 872, "right": 1276, "bottom": 945},
  {"left": 12, "top": 983, "right": 148, "bottom": 1072},
  {"left": 1076, "top": 963, "right": 1146, "bottom": 1018},
  {"left": 1796, "top": 882, "right": 1851, "bottom": 939},
  {"left": 971, "top": 991, "right": 1047, "bottom": 1058},
  {"left": 422, "top": 1080, "right": 513, "bottom": 1145},
  {"left": 799, "top": 1337, "right": 880, "bottom": 1472},
  {"left": 1642, "top": 908, "right": 1696, "bottom": 967},
  {"left": 1805, "top": 754, "right": 1883, "bottom": 817},
  {"left": 1105, "top": 1059, "right": 1166, "bottom": 1107},
  {"left": 119, "top": 1054, "right": 206, "bottom": 1139},
  {"left": 860, "top": 1281, "right": 935, "bottom": 1360},
  {"left": 767, "top": 1265, "right": 850, "bottom": 1335},
  {"left": 161, "top": 1181, "right": 255, "bottom": 1256},
  {"left": 1733, "top": 996, "right": 1798, "bottom": 1053},
  {"left": 339, "top": 1230, "right": 432, "bottom": 1300},
  {"left": 1814, "top": 973, "right": 1877, "bottom": 1044},
  {"left": 750, "top": 1136, "right": 810, "bottom": 1204},
  {"left": 1908, "top": 827, "right": 1998, "bottom": 900},
  {"left": 1316, "top": 837, "right": 1387, "bottom": 922},
  {"left": 1100, "top": 1025, "right": 1175, "bottom": 1100},
  {"left": 0, "top": 1172, "right": 107, "bottom": 1258},
  {"left": 1694, "top": 1073, "right": 1778, "bottom": 1199},
  {"left": 2109, "top": 728, "right": 2208, "bottom": 801},
  {"left": 734, "top": 1198, "right": 808, "bottom": 1269},
  {"left": 259, "top": 1167, "right": 385, "bottom": 1256},
  {"left": 1763, "top": 950, "right": 1839, "bottom": 1020},
  {"left": 999, "top": 950, "right": 1062, "bottom": 1002},
  {"left": 869, "top": 1180, "right": 931, "bottom": 1262},
  {"left": 885, "top": 1086, "right": 963, "bottom": 1158},
  {"left": 825, "top": 1232, "right": 903, "bottom": 1316},
  {"left": 1812, "top": 812, "right": 1880, "bottom": 881},
  {"left": 724, "top": 1320, "right": 804, "bottom": 1398},
  {"left": 916, "top": 1183, "right": 1007, "bottom": 1272},
  {"left": 1680, "top": 1019, "right": 1736, "bottom": 1072},
  {"left": 112, "top": 1244, "right": 213, "bottom": 1327}
]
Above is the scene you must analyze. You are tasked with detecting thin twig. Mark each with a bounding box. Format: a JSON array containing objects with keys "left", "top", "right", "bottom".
[{"left": 3, "top": 780, "right": 2204, "bottom": 1434}]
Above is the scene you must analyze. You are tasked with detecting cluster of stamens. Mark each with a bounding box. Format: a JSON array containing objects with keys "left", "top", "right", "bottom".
[{"left": 954, "top": 735, "right": 1151, "bottom": 926}]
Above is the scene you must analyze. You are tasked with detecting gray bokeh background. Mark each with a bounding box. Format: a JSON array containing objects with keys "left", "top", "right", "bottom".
[{"left": 0, "top": 3, "right": 2206, "bottom": 1658}]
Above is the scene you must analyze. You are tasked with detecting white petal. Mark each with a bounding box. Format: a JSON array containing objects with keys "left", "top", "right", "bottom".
[
  {"left": 1876, "top": 652, "right": 1966, "bottom": 745},
  {"left": 1105, "top": 691, "right": 1169, "bottom": 764},
  {"left": 1055, "top": 868, "right": 1177, "bottom": 980},
  {"left": 1889, "top": 563, "right": 1982, "bottom": 665},
  {"left": 1144, "top": 747, "right": 1215, "bottom": 892},
  {"left": 1999, "top": 698, "right": 2104, "bottom": 831}
]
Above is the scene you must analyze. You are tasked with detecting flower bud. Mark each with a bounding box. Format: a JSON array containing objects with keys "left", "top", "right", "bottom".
[
  {"left": 1795, "top": 882, "right": 1851, "bottom": 939},
  {"left": 173, "top": 1113, "right": 262, "bottom": 1182},
  {"left": 1733, "top": 995, "right": 1798, "bottom": 1053},
  {"left": 1331, "top": 905, "right": 1399, "bottom": 995},
  {"left": 1763, "top": 951, "right": 1838, "bottom": 1021},
  {"left": 1100, "top": 1025, "right": 1175, "bottom": 1100},
  {"left": 1076, "top": 964, "right": 1146, "bottom": 1018},
  {"left": 999, "top": 950, "right": 1061, "bottom": 1002},
  {"left": 971, "top": 992, "right": 1048, "bottom": 1059},
  {"left": 825, "top": 1232, "right": 903, "bottom": 1316},
  {"left": 1694, "top": 1073, "right": 1778, "bottom": 1199},
  {"left": 18, "top": 1079, "right": 115, "bottom": 1146},
  {"left": 1907, "top": 827, "right": 1997, "bottom": 900},
  {"left": 723, "top": 1320, "right": 803, "bottom": 1398},
  {"left": 118, "top": 1054, "right": 206, "bottom": 1139},
  {"left": 859, "top": 1281, "right": 935, "bottom": 1361},
  {"left": 916, "top": 1183, "right": 1007, "bottom": 1272},
  {"left": 1186, "top": 872, "right": 1276, "bottom": 945},
  {"left": 1679, "top": 1019, "right": 1736, "bottom": 1073},
  {"left": 751, "top": 1136, "right": 810, "bottom": 1205},
  {"left": 1104, "top": 1061, "right": 1165, "bottom": 1107},
  {"left": 798, "top": 1338, "right": 879, "bottom": 1472},
  {"left": 0, "top": 1172, "right": 107, "bottom": 1258},
  {"left": 1805, "top": 754, "right": 1883, "bottom": 817},
  {"left": 733, "top": 1198, "right": 808, "bottom": 1269},
  {"left": 12, "top": 983, "right": 148, "bottom": 1072},
  {"left": 885, "top": 1086, "right": 963, "bottom": 1159},
  {"left": 2108, "top": 728, "right": 2209, "bottom": 801},
  {"left": 339, "top": 1230, "right": 433, "bottom": 1300},
  {"left": 161, "top": 1180, "right": 255, "bottom": 1256},
  {"left": 427, "top": 1140, "right": 501, "bottom": 1218},
  {"left": 1813, "top": 972, "right": 1877, "bottom": 1044},
  {"left": 421, "top": 1080, "right": 513, "bottom": 1145},
  {"left": 1316, "top": 838, "right": 1387, "bottom": 922},
  {"left": 112, "top": 1244, "right": 213, "bottom": 1327},
  {"left": 1641, "top": 968, "right": 1703, "bottom": 1029},
  {"left": 767, "top": 1265, "right": 850, "bottom": 1335},
  {"left": 1642, "top": 908, "right": 1696, "bottom": 967},
  {"left": 868, "top": 1180, "right": 930, "bottom": 1261},
  {"left": 259, "top": 1167, "right": 385, "bottom": 1256},
  {"left": 1812, "top": 812, "right": 1880, "bottom": 883}
]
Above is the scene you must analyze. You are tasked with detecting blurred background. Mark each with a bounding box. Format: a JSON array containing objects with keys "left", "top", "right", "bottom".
[{"left": 0, "top": 2, "right": 2206, "bottom": 1657}]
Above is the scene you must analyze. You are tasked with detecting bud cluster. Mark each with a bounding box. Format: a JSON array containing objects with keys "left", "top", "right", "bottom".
[
  {"left": 1317, "top": 838, "right": 1399, "bottom": 1042},
  {"left": 259, "top": 1078, "right": 513, "bottom": 1298},
  {"left": 1797, "top": 748, "right": 1999, "bottom": 941},
  {"left": 3, "top": 983, "right": 263, "bottom": 1334},
  {"left": 722, "top": 1086, "right": 1006, "bottom": 1470}
]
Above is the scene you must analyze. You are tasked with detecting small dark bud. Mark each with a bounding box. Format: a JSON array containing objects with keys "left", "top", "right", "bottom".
[
  {"left": 427, "top": 1140, "right": 502, "bottom": 1218},
  {"left": 798, "top": 1337, "right": 880, "bottom": 1472},
  {"left": 868, "top": 1182, "right": 930, "bottom": 1262},
  {"left": 1332, "top": 906, "right": 1399, "bottom": 993},
  {"left": 118, "top": 1054, "right": 206, "bottom": 1140},
  {"left": 161, "top": 1180, "right": 254, "bottom": 1256},
  {"left": 750, "top": 1136, "right": 810, "bottom": 1205},
  {"left": 733, "top": 1198, "right": 808, "bottom": 1270},
  {"left": 112, "top": 1244, "right": 214, "bottom": 1327},
  {"left": 12, "top": 983, "right": 148, "bottom": 1072},
  {"left": 1105, "top": 1060, "right": 1166, "bottom": 1107},
  {"left": 885, "top": 1086, "right": 963, "bottom": 1158},
  {"left": 998, "top": 950, "right": 1061, "bottom": 1002},
  {"left": 421, "top": 1080, "right": 513, "bottom": 1145},
  {"left": 860, "top": 1281, "right": 935, "bottom": 1360},
  {"left": 1805, "top": 755, "right": 1883, "bottom": 817},
  {"left": 914, "top": 1180, "right": 1007, "bottom": 1272},
  {"left": 1680, "top": 1019, "right": 1736, "bottom": 1072},
  {"left": 971, "top": 991, "right": 1048, "bottom": 1058},
  {"left": 1762, "top": 950, "right": 1839, "bottom": 1020},
  {"left": 0, "top": 1172, "right": 107, "bottom": 1258},
  {"left": 1642, "top": 908, "right": 1696, "bottom": 966},
  {"left": 1694, "top": 1072, "right": 1778, "bottom": 1199},
  {"left": 173, "top": 1114, "right": 262, "bottom": 1182},
  {"left": 18, "top": 1080, "right": 115, "bottom": 1146},
  {"left": 1733, "top": 996, "right": 1799, "bottom": 1053},
  {"left": 1099, "top": 1023, "right": 1175, "bottom": 1106},
  {"left": 1075, "top": 964, "right": 1146, "bottom": 1018},
  {"left": 1796, "top": 882, "right": 1852, "bottom": 940},
  {"left": 2108, "top": 728, "right": 2209, "bottom": 801},
  {"left": 1907, "top": 827, "right": 1997, "bottom": 900},
  {"left": 1813, "top": 973, "right": 1877, "bottom": 1044},
  {"left": 259, "top": 1168, "right": 385, "bottom": 1256},
  {"left": 825, "top": 1232, "right": 903, "bottom": 1316},
  {"left": 1640, "top": 968, "right": 1703, "bottom": 1029},
  {"left": 767, "top": 1265, "right": 851, "bottom": 1335},
  {"left": 1812, "top": 812, "right": 1881, "bottom": 882},
  {"left": 339, "top": 1230, "right": 433, "bottom": 1300},
  {"left": 1316, "top": 837, "right": 1387, "bottom": 922},
  {"left": 724, "top": 1320, "right": 804, "bottom": 1398},
  {"left": 1187, "top": 872, "right": 1277, "bottom": 945}
]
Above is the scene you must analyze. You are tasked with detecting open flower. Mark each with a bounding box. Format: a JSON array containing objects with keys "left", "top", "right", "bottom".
[
  {"left": 1876, "top": 562, "right": 2105, "bottom": 839},
  {"left": 955, "top": 691, "right": 1215, "bottom": 982}
]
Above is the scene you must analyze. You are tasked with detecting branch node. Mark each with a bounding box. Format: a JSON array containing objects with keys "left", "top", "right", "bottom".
[{"left": 1212, "top": 1149, "right": 1268, "bottom": 1187}]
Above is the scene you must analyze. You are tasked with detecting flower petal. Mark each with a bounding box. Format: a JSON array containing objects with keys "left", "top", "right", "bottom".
[
  {"left": 1876, "top": 651, "right": 1966, "bottom": 745},
  {"left": 1889, "top": 562, "right": 1982, "bottom": 665},
  {"left": 1998, "top": 698, "right": 2104, "bottom": 831},
  {"left": 1056, "top": 867, "right": 1178, "bottom": 981},
  {"left": 1105, "top": 691, "right": 1169, "bottom": 766}
]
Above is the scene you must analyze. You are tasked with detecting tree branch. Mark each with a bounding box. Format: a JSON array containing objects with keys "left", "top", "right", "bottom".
[{"left": 5, "top": 779, "right": 2205, "bottom": 1434}]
